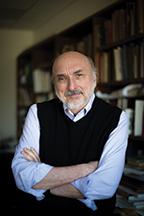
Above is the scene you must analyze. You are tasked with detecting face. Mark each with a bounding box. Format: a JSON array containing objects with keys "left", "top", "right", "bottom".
[{"left": 52, "top": 51, "right": 96, "bottom": 113}]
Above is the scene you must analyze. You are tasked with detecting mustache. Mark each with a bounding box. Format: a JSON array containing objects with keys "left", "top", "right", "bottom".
[{"left": 64, "top": 89, "right": 82, "bottom": 96}]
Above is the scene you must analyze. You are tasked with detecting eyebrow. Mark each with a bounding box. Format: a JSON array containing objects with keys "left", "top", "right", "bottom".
[
  {"left": 55, "top": 69, "right": 83, "bottom": 77},
  {"left": 74, "top": 69, "right": 83, "bottom": 74},
  {"left": 56, "top": 74, "right": 65, "bottom": 77}
]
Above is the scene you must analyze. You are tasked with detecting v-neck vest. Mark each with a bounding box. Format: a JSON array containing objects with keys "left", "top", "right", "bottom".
[
  {"left": 37, "top": 96, "right": 121, "bottom": 212},
  {"left": 37, "top": 96, "right": 121, "bottom": 166}
]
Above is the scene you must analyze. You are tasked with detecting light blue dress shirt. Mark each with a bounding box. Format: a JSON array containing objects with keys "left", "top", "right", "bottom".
[{"left": 11, "top": 94, "right": 128, "bottom": 210}]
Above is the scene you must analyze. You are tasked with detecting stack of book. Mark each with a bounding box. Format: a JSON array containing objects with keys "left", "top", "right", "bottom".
[{"left": 117, "top": 157, "right": 144, "bottom": 216}]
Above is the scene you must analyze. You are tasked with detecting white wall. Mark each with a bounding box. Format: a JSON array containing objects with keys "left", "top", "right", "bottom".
[
  {"left": 0, "top": 29, "right": 34, "bottom": 143},
  {"left": 33, "top": 0, "right": 117, "bottom": 43}
]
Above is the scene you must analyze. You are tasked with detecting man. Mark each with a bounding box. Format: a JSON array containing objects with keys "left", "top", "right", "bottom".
[{"left": 12, "top": 51, "right": 128, "bottom": 215}]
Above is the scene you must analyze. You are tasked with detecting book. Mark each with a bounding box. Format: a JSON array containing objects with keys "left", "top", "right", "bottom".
[
  {"left": 134, "top": 100, "right": 144, "bottom": 136},
  {"left": 33, "top": 68, "right": 52, "bottom": 93}
]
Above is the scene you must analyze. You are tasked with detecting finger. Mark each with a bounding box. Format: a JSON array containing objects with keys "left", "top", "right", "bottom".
[
  {"left": 22, "top": 150, "right": 36, "bottom": 161},
  {"left": 22, "top": 148, "right": 38, "bottom": 162},
  {"left": 30, "top": 147, "right": 40, "bottom": 162}
]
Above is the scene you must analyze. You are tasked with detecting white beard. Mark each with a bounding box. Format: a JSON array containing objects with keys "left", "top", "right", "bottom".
[
  {"left": 55, "top": 82, "right": 96, "bottom": 113},
  {"left": 65, "top": 97, "right": 89, "bottom": 111}
]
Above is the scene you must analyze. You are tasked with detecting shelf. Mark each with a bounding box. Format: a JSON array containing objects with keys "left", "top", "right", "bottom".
[{"left": 99, "top": 33, "right": 144, "bottom": 51}]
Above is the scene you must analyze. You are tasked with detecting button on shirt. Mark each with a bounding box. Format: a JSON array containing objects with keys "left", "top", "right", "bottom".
[{"left": 11, "top": 94, "right": 128, "bottom": 210}]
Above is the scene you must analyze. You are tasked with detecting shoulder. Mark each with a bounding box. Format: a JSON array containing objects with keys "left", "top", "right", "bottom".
[
  {"left": 26, "top": 103, "right": 37, "bottom": 117},
  {"left": 37, "top": 98, "right": 60, "bottom": 111},
  {"left": 37, "top": 98, "right": 59, "bottom": 106},
  {"left": 119, "top": 110, "right": 129, "bottom": 125},
  {"left": 94, "top": 96, "right": 122, "bottom": 114},
  {"left": 36, "top": 98, "right": 62, "bottom": 121}
]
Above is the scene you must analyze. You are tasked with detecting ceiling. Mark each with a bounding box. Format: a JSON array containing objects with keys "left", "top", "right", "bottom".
[{"left": 0, "top": 0, "right": 76, "bottom": 30}]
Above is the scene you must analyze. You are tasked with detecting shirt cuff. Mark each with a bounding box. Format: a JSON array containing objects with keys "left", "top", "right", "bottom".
[
  {"left": 71, "top": 176, "right": 90, "bottom": 195},
  {"left": 19, "top": 162, "right": 53, "bottom": 198},
  {"left": 72, "top": 177, "right": 97, "bottom": 211},
  {"left": 79, "top": 198, "right": 97, "bottom": 211}
]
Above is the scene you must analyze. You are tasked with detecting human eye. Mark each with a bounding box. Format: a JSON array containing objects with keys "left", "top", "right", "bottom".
[
  {"left": 75, "top": 72, "right": 84, "bottom": 79},
  {"left": 56, "top": 75, "right": 67, "bottom": 83},
  {"left": 77, "top": 73, "right": 83, "bottom": 77}
]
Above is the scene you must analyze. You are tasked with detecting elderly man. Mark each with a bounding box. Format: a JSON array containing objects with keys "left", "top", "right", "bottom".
[{"left": 12, "top": 51, "right": 128, "bottom": 215}]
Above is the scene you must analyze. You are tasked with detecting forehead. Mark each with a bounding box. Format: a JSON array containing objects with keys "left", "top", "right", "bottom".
[{"left": 53, "top": 53, "right": 91, "bottom": 75}]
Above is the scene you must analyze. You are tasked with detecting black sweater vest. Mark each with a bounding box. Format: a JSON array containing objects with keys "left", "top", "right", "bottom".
[
  {"left": 37, "top": 96, "right": 122, "bottom": 212},
  {"left": 37, "top": 96, "right": 121, "bottom": 165}
]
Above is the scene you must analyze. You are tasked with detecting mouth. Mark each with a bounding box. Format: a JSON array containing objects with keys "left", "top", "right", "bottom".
[
  {"left": 67, "top": 93, "right": 81, "bottom": 99},
  {"left": 65, "top": 89, "right": 82, "bottom": 97}
]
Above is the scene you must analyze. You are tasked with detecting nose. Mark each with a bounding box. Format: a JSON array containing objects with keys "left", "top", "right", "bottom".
[{"left": 67, "top": 78, "right": 76, "bottom": 90}]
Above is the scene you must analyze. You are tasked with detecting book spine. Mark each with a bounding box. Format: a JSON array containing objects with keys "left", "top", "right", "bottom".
[{"left": 134, "top": 100, "right": 144, "bottom": 136}]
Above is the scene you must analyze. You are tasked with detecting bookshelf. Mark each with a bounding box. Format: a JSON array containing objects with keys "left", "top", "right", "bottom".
[
  {"left": 16, "top": 0, "right": 144, "bottom": 214},
  {"left": 16, "top": 36, "right": 56, "bottom": 138},
  {"left": 53, "top": 16, "right": 93, "bottom": 57},
  {"left": 92, "top": 1, "right": 144, "bottom": 215}
]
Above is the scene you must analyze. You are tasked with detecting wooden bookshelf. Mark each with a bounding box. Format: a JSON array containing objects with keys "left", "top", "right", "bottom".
[{"left": 16, "top": 0, "right": 144, "bottom": 214}]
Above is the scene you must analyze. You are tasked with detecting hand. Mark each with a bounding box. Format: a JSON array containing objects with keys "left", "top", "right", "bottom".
[
  {"left": 88, "top": 161, "right": 98, "bottom": 170},
  {"left": 81, "top": 161, "right": 98, "bottom": 177},
  {"left": 21, "top": 147, "right": 40, "bottom": 162}
]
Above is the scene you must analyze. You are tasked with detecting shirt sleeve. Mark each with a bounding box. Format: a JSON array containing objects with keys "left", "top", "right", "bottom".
[
  {"left": 11, "top": 104, "right": 53, "bottom": 200},
  {"left": 72, "top": 110, "right": 129, "bottom": 202}
]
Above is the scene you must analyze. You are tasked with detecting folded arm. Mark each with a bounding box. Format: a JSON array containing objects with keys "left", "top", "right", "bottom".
[
  {"left": 72, "top": 111, "right": 129, "bottom": 201},
  {"left": 50, "top": 183, "right": 83, "bottom": 199},
  {"left": 12, "top": 104, "right": 98, "bottom": 200},
  {"left": 50, "top": 111, "right": 128, "bottom": 201},
  {"left": 12, "top": 105, "right": 128, "bottom": 203},
  {"left": 22, "top": 147, "right": 98, "bottom": 197}
]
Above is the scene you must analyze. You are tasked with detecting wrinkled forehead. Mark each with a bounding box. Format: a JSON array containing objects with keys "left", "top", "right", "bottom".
[{"left": 52, "top": 52, "right": 91, "bottom": 75}]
